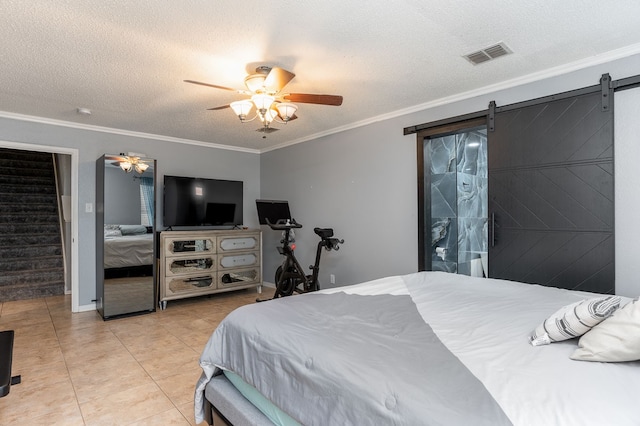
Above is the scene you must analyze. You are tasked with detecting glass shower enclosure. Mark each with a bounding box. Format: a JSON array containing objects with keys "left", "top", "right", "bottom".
[{"left": 425, "top": 126, "right": 488, "bottom": 276}]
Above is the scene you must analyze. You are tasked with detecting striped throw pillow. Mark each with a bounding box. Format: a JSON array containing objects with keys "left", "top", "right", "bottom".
[{"left": 530, "top": 296, "right": 621, "bottom": 346}]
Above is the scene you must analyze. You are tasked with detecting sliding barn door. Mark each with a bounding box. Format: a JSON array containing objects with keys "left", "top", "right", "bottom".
[{"left": 488, "top": 88, "right": 614, "bottom": 293}]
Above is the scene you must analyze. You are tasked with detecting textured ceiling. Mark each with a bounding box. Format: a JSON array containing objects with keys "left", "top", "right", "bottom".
[{"left": 2, "top": 1, "right": 640, "bottom": 152}]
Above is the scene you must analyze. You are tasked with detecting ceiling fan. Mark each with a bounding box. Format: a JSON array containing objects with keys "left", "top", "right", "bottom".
[
  {"left": 109, "top": 154, "right": 153, "bottom": 174},
  {"left": 184, "top": 66, "right": 343, "bottom": 133}
]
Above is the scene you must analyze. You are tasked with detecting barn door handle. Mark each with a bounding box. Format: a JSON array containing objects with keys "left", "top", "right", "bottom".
[{"left": 491, "top": 212, "right": 496, "bottom": 247}]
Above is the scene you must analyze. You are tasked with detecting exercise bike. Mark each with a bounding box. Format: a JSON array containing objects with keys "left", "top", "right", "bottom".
[{"left": 256, "top": 200, "right": 344, "bottom": 301}]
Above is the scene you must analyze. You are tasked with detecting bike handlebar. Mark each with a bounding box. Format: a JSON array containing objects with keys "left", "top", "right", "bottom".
[{"left": 325, "top": 238, "right": 344, "bottom": 251}]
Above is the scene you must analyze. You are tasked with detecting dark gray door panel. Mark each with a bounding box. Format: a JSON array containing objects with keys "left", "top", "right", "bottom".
[{"left": 488, "top": 89, "right": 614, "bottom": 294}]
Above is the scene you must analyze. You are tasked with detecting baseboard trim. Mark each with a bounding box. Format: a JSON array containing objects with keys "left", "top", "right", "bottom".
[{"left": 77, "top": 303, "right": 96, "bottom": 313}]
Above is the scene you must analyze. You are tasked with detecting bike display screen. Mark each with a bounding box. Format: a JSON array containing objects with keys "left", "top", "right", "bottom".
[{"left": 256, "top": 199, "right": 292, "bottom": 225}]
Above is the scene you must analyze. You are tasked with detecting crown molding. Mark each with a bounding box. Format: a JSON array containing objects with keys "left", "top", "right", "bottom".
[{"left": 0, "top": 111, "right": 261, "bottom": 154}]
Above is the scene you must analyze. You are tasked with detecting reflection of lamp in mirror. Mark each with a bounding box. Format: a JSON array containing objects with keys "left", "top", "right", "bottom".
[
  {"left": 119, "top": 160, "right": 133, "bottom": 173},
  {"left": 118, "top": 155, "right": 149, "bottom": 174},
  {"left": 134, "top": 163, "right": 149, "bottom": 174}
]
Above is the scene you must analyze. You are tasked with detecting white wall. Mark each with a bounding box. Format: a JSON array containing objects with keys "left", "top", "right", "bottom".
[
  {"left": 0, "top": 119, "right": 261, "bottom": 308},
  {"left": 261, "top": 53, "right": 640, "bottom": 296},
  {"left": 260, "top": 120, "right": 417, "bottom": 287}
]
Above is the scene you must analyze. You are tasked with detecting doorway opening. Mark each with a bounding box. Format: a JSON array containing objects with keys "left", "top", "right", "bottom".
[
  {"left": 417, "top": 117, "right": 488, "bottom": 277},
  {"left": 0, "top": 140, "right": 79, "bottom": 311}
]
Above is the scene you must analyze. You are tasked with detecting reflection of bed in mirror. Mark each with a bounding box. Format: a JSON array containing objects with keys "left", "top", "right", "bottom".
[{"left": 104, "top": 229, "right": 154, "bottom": 270}]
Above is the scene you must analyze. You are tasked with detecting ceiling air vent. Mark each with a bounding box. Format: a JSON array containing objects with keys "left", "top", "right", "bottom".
[{"left": 464, "top": 42, "right": 512, "bottom": 65}]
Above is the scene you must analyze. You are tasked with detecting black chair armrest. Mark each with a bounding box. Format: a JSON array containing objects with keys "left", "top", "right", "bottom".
[{"left": 0, "top": 330, "right": 19, "bottom": 397}]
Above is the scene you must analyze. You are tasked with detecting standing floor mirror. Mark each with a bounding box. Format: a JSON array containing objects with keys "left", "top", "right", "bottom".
[{"left": 96, "top": 154, "right": 156, "bottom": 319}]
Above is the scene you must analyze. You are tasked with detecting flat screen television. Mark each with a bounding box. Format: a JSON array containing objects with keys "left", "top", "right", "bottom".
[{"left": 163, "top": 175, "right": 243, "bottom": 227}]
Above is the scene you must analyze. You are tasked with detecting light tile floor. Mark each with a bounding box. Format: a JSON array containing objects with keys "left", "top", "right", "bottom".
[{"left": 0, "top": 288, "right": 271, "bottom": 425}]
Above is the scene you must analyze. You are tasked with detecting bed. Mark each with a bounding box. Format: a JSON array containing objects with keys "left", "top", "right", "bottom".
[
  {"left": 194, "top": 271, "right": 640, "bottom": 425},
  {"left": 103, "top": 225, "right": 154, "bottom": 269}
]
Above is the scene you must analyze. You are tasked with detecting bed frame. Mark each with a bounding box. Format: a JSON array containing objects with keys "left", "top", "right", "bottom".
[{"left": 203, "top": 373, "right": 272, "bottom": 426}]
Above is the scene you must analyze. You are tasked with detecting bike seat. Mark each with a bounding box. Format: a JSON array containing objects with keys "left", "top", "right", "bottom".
[{"left": 314, "top": 227, "right": 334, "bottom": 239}]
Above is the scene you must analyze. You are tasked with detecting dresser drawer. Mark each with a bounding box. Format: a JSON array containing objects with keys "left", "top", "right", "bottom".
[
  {"left": 217, "top": 235, "right": 258, "bottom": 252},
  {"left": 165, "top": 255, "right": 217, "bottom": 276},
  {"left": 217, "top": 268, "right": 261, "bottom": 289},
  {"left": 165, "top": 236, "right": 216, "bottom": 255},
  {"left": 166, "top": 273, "right": 215, "bottom": 296},
  {"left": 218, "top": 252, "right": 259, "bottom": 269}
]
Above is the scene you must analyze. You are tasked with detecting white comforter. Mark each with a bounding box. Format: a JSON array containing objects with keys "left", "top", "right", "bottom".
[{"left": 401, "top": 272, "right": 639, "bottom": 426}]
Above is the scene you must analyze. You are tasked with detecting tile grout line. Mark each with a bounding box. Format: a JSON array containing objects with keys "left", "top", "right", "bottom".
[
  {"left": 46, "top": 296, "right": 89, "bottom": 426},
  {"left": 109, "top": 321, "right": 194, "bottom": 425}
]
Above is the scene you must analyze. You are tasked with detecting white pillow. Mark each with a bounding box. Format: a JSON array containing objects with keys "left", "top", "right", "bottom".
[
  {"left": 571, "top": 298, "right": 640, "bottom": 362},
  {"left": 530, "top": 296, "right": 621, "bottom": 346},
  {"left": 104, "top": 228, "right": 122, "bottom": 238}
]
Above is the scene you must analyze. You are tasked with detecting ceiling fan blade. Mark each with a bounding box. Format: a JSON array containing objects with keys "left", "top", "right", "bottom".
[
  {"left": 184, "top": 80, "right": 239, "bottom": 92},
  {"left": 263, "top": 67, "right": 296, "bottom": 93},
  {"left": 207, "top": 104, "right": 231, "bottom": 111},
  {"left": 283, "top": 93, "right": 343, "bottom": 106}
]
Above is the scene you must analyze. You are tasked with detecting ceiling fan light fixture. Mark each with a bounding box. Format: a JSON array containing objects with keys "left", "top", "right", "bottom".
[
  {"left": 135, "top": 163, "right": 149, "bottom": 174},
  {"left": 276, "top": 103, "right": 298, "bottom": 122},
  {"left": 117, "top": 154, "right": 149, "bottom": 174},
  {"left": 245, "top": 73, "right": 266, "bottom": 93},
  {"left": 230, "top": 100, "right": 253, "bottom": 122},
  {"left": 260, "top": 108, "right": 278, "bottom": 124},
  {"left": 251, "top": 94, "right": 275, "bottom": 112},
  {"left": 185, "top": 65, "right": 343, "bottom": 138},
  {"left": 120, "top": 161, "right": 133, "bottom": 173}
]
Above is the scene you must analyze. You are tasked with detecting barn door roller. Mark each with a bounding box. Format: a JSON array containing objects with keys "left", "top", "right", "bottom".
[{"left": 601, "top": 73, "right": 611, "bottom": 112}]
